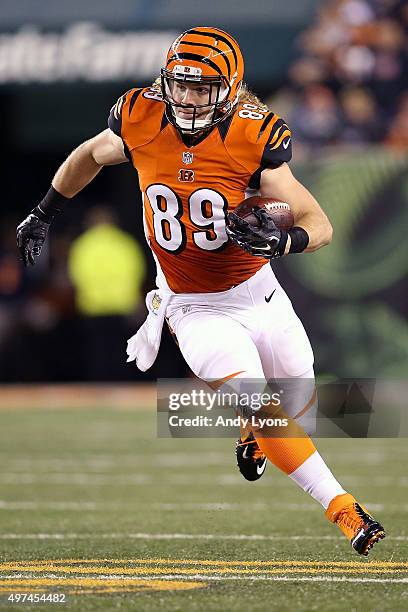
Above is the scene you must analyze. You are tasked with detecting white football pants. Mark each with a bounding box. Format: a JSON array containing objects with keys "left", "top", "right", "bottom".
[{"left": 166, "top": 264, "right": 316, "bottom": 431}]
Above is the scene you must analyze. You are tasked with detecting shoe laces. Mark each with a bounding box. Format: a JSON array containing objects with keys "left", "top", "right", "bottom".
[
  {"left": 337, "top": 503, "right": 368, "bottom": 532},
  {"left": 238, "top": 438, "right": 265, "bottom": 462}
]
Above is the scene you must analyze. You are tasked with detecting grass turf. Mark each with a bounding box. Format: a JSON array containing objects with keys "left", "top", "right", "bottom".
[{"left": 0, "top": 406, "right": 406, "bottom": 611}]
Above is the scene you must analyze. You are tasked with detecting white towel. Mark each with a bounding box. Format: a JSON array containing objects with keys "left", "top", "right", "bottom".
[{"left": 126, "top": 289, "right": 172, "bottom": 371}]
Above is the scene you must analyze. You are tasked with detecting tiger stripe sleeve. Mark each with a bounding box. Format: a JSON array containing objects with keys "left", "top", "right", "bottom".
[
  {"left": 108, "top": 92, "right": 129, "bottom": 137},
  {"left": 107, "top": 88, "right": 143, "bottom": 137},
  {"left": 260, "top": 117, "right": 292, "bottom": 168}
]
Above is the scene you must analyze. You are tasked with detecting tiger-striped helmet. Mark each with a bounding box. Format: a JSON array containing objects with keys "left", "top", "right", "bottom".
[{"left": 161, "top": 27, "right": 244, "bottom": 134}]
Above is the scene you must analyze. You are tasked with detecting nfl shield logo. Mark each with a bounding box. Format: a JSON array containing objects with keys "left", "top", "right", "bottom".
[
  {"left": 182, "top": 152, "right": 193, "bottom": 164},
  {"left": 151, "top": 293, "right": 162, "bottom": 314}
]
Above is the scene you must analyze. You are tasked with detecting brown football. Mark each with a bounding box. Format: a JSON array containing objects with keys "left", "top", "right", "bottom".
[{"left": 231, "top": 196, "right": 294, "bottom": 231}]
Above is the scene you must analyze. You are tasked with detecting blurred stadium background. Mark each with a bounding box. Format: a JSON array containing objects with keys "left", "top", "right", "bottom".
[
  {"left": 0, "top": 0, "right": 406, "bottom": 384},
  {"left": 0, "top": 2, "right": 407, "bottom": 608}
]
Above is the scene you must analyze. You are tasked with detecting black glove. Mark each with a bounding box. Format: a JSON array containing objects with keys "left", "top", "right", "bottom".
[
  {"left": 16, "top": 209, "right": 50, "bottom": 267},
  {"left": 226, "top": 208, "right": 287, "bottom": 258}
]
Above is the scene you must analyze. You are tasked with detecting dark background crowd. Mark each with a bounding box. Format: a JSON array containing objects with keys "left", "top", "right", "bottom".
[
  {"left": 0, "top": 0, "right": 407, "bottom": 383},
  {"left": 282, "top": 0, "right": 408, "bottom": 151}
]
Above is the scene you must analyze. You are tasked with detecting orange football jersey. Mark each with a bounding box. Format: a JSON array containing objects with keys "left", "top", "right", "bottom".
[{"left": 108, "top": 87, "right": 292, "bottom": 293}]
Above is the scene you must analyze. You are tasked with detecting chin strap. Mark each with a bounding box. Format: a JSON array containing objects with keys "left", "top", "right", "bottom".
[{"left": 175, "top": 115, "right": 213, "bottom": 131}]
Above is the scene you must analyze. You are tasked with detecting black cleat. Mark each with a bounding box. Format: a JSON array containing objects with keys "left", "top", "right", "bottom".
[
  {"left": 236, "top": 432, "right": 267, "bottom": 481},
  {"left": 349, "top": 504, "right": 386, "bottom": 556}
]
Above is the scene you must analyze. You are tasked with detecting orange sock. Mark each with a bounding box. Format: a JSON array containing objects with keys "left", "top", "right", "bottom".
[
  {"left": 255, "top": 435, "right": 316, "bottom": 474},
  {"left": 253, "top": 407, "right": 316, "bottom": 474},
  {"left": 252, "top": 406, "right": 346, "bottom": 508}
]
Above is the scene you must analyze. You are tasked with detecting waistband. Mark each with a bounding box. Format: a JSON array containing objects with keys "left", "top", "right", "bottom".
[{"left": 168, "top": 263, "right": 279, "bottom": 306}]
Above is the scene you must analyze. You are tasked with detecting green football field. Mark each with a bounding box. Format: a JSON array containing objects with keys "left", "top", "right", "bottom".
[{"left": 0, "top": 402, "right": 407, "bottom": 611}]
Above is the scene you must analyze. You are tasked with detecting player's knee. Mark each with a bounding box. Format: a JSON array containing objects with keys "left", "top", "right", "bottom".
[
  {"left": 296, "top": 403, "right": 318, "bottom": 436},
  {"left": 278, "top": 375, "right": 317, "bottom": 435}
]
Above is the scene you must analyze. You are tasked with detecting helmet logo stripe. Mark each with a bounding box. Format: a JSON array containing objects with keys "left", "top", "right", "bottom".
[
  {"left": 188, "top": 29, "right": 238, "bottom": 71},
  {"left": 167, "top": 52, "right": 224, "bottom": 76},
  {"left": 175, "top": 41, "right": 232, "bottom": 79}
]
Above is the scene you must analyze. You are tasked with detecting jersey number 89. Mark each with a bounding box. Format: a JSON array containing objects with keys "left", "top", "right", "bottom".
[
  {"left": 238, "top": 103, "right": 265, "bottom": 120},
  {"left": 145, "top": 184, "right": 228, "bottom": 254}
]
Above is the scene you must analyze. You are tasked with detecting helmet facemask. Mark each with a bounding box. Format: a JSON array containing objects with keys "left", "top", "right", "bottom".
[{"left": 161, "top": 67, "right": 235, "bottom": 135}]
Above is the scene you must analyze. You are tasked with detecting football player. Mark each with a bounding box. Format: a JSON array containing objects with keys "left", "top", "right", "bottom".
[{"left": 16, "top": 27, "right": 385, "bottom": 555}]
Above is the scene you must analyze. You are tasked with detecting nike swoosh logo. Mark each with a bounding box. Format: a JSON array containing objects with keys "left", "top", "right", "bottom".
[
  {"left": 283, "top": 138, "right": 291, "bottom": 149},
  {"left": 351, "top": 528, "right": 365, "bottom": 545},
  {"left": 242, "top": 446, "right": 249, "bottom": 459},
  {"left": 207, "top": 370, "right": 245, "bottom": 391},
  {"left": 256, "top": 459, "right": 267, "bottom": 475},
  {"left": 265, "top": 289, "right": 276, "bottom": 303}
]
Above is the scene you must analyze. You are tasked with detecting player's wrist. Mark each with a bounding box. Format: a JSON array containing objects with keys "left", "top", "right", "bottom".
[
  {"left": 288, "top": 227, "right": 309, "bottom": 253},
  {"left": 269, "top": 227, "right": 309, "bottom": 259},
  {"left": 273, "top": 229, "right": 288, "bottom": 257},
  {"left": 34, "top": 186, "right": 71, "bottom": 223}
]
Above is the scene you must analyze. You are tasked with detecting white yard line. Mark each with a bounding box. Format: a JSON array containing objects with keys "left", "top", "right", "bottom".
[
  {"left": 0, "top": 473, "right": 278, "bottom": 486},
  {"left": 0, "top": 500, "right": 392, "bottom": 512},
  {"left": 0, "top": 501, "right": 316, "bottom": 512},
  {"left": 0, "top": 573, "right": 407, "bottom": 585},
  {"left": 0, "top": 473, "right": 151, "bottom": 485},
  {"left": 110, "top": 574, "right": 408, "bottom": 584},
  {"left": 0, "top": 532, "right": 406, "bottom": 541},
  {"left": 0, "top": 501, "right": 101, "bottom": 511},
  {"left": 0, "top": 452, "right": 231, "bottom": 469},
  {"left": 2, "top": 451, "right": 405, "bottom": 472},
  {"left": 0, "top": 472, "right": 406, "bottom": 487}
]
